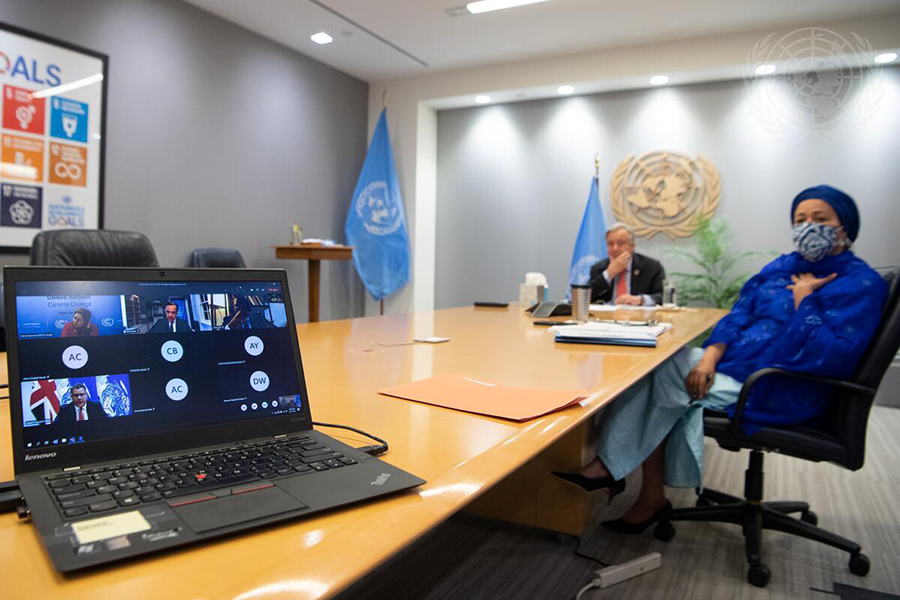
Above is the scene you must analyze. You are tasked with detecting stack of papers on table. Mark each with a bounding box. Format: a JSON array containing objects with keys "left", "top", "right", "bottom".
[
  {"left": 589, "top": 303, "right": 659, "bottom": 312},
  {"left": 378, "top": 373, "right": 585, "bottom": 421},
  {"left": 549, "top": 321, "right": 673, "bottom": 347}
]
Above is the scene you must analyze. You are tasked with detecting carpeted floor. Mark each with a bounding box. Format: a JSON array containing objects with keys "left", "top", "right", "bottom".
[{"left": 335, "top": 406, "right": 900, "bottom": 600}]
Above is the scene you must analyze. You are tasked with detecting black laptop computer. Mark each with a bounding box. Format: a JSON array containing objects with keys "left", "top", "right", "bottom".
[{"left": 3, "top": 266, "right": 425, "bottom": 572}]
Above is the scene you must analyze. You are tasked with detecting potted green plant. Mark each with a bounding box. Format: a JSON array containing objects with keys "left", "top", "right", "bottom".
[{"left": 668, "top": 217, "right": 768, "bottom": 309}]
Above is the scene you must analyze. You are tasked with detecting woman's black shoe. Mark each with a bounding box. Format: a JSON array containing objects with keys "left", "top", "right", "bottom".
[
  {"left": 602, "top": 501, "right": 673, "bottom": 535},
  {"left": 551, "top": 471, "right": 627, "bottom": 503}
]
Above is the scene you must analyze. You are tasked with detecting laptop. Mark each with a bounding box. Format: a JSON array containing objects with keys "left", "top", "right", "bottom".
[{"left": 3, "top": 266, "right": 425, "bottom": 572}]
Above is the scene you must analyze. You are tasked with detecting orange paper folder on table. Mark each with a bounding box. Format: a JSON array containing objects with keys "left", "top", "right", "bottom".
[{"left": 378, "top": 373, "right": 586, "bottom": 421}]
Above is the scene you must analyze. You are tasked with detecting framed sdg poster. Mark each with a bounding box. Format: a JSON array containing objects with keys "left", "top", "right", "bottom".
[{"left": 0, "top": 21, "right": 108, "bottom": 252}]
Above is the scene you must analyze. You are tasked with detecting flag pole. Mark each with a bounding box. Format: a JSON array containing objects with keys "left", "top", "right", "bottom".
[
  {"left": 595, "top": 154, "right": 600, "bottom": 180},
  {"left": 380, "top": 87, "right": 388, "bottom": 318}
]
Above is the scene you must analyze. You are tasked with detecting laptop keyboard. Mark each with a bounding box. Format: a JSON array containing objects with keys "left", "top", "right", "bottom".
[{"left": 42, "top": 435, "right": 358, "bottom": 519}]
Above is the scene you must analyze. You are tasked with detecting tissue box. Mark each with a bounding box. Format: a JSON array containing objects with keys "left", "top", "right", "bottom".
[{"left": 519, "top": 284, "right": 545, "bottom": 309}]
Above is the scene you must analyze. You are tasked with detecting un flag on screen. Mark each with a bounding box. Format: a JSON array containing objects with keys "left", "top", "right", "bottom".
[
  {"left": 345, "top": 109, "right": 410, "bottom": 301},
  {"left": 568, "top": 177, "right": 608, "bottom": 285}
]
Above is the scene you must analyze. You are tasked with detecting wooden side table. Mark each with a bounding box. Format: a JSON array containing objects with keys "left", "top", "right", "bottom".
[{"left": 274, "top": 244, "right": 353, "bottom": 322}]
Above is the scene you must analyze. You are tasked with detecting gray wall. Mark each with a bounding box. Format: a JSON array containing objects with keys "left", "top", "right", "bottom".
[
  {"left": 435, "top": 69, "right": 900, "bottom": 308},
  {"left": 0, "top": 0, "right": 368, "bottom": 322}
]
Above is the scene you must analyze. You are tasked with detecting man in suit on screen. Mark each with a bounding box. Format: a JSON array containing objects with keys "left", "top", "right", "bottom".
[
  {"left": 588, "top": 223, "right": 665, "bottom": 306},
  {"left": 54, "top": 383, "right": 109, "bottom": 424},
  {"left": 149, "top": 302, "right": 193, "bottom": 333}
]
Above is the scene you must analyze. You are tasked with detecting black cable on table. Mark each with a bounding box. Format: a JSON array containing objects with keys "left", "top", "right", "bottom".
[{"left": 312, "top": 421, "right": 389, "bottom": 456}]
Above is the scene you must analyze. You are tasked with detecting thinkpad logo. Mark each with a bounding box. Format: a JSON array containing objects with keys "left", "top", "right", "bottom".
[
  {"left": 25, "top": 452, "right": 57, "bottom": 461},
  {"left": 370, "top": 472, "right": 391, "bottom": 486}
]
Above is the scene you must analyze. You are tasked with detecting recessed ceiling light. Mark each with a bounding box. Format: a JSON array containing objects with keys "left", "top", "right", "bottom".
[
  {"left": 310, "top": 32, "right": 333, "bottom": 45},
  {"left": 649, "top": 75, "right": 669, "bottom": 86},
  {"left": 467, "top": 0, "right": 551, "bottom": 15},
  {"left": 874, "top": 52, "right": 897, "bottom": 64},
  {"left": 475, "top": 95, "right": 491, "bottom": 104},
  {"left": 755, "top": 64, "right": 776, "bottom": 76},
  {"left": 557, "top": 85, "right": 574, "bottom": 95}
]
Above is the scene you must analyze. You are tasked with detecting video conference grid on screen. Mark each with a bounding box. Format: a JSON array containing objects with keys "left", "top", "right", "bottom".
[{"left": 15, "top": 280, "right": 304, "bottom": 450}]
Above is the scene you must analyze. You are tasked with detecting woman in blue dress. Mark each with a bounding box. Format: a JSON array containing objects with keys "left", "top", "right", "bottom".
[{"left": 553, "top": 185, "right": 888, "bottom": 534}]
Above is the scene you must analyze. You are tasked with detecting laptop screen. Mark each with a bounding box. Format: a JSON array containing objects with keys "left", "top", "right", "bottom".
[{"left": 12, "top": 278, "right": 305, "bottom": 451}]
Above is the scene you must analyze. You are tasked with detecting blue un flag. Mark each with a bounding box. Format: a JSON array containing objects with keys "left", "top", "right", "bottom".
[
  {"left": 568, "top": 176, "right": 608, "bottom": 285},
  {"left": 345, "top": 109, "right": 410, "bottom": 301}
]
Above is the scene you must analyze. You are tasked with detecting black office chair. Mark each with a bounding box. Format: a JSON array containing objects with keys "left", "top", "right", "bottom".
[
  {"left": 188, "top": 248, "right": 246, "bottom": 268},
  {"left": 654, "top": 267, "right": 900, "bottom": 587},
  {"left": 29, "top": 229, "right": 159, "bottom": 267}
]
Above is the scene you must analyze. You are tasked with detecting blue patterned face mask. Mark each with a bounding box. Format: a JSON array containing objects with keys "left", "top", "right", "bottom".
[{"left": 792, "top": 222, "right": 839, "bottom": 262}]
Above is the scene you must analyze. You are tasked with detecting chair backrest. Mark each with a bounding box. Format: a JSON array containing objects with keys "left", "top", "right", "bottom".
[
  {"left": 189, "top": 248, "right": 246, "bottom": 268},
  {"left": 30, "top": 230, "right": 159, "bottom": 267},
  {"left": 830, "top": 266, "right": 900, "bottom": 469}
]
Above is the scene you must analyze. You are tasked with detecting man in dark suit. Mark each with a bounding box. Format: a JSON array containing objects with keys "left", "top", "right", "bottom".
[
  {"left": 54, "top": 384, "right": 108, "bottom": 424},
  {"left": 149, "top": 302, "right": 193, "bottom": 333},
  {"left": 588, "top": 223, "right": 665, "bottom": 305}
]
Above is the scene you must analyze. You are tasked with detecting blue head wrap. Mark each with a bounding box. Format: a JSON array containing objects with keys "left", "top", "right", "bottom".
[{"left": 791, "top": 185, "right": 859, "bottom": 242}]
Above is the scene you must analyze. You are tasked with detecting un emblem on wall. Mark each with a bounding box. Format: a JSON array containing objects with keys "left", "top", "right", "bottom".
[{"left": 609, "top": 151, "right": 721, "bottom": 239}]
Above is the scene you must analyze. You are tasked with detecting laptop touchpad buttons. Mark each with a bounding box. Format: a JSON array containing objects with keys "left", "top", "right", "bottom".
[{"left": 172, "top": 486, "right": 307, "bottom": 533}]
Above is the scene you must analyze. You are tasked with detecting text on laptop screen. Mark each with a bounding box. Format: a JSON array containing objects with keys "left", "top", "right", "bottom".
[{"left": 13, "top": 280, "right": 303, "bottom": 449}]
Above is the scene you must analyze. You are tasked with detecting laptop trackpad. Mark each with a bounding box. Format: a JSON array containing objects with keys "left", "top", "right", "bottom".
[{"left": 172, "top": 486, "right": 307, "bottom": 533}]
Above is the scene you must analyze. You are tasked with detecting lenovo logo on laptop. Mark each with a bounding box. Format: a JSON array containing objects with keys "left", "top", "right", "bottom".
[{"left": 25, "top": 452, "right": 58, "bottom": 461}]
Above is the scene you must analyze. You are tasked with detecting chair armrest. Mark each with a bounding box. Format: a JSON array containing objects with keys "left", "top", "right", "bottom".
[{"left": 727, "top": 367, "right": 876, "bottom": 436}]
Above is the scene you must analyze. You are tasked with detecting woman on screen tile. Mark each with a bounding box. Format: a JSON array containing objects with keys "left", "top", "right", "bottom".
[{"left": 60, "top": 307, "right": 99, "bottom": 337}]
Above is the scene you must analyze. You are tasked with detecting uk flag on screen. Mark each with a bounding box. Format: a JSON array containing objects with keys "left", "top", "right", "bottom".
[{"left": 22, "top": 380, "right": 62, "bottom": 426}]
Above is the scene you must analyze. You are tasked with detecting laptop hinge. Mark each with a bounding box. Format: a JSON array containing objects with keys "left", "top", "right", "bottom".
[
  {"left": 62, "top": 466, "right": 82, "bottom": 472},
  {"left": 273, "top": 434, "right": 287, "bottom": 439}
]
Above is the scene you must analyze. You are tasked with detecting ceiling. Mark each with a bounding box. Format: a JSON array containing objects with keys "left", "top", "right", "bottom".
[{"left": 182, "top": 0, "right": 900, "bottom": 83}]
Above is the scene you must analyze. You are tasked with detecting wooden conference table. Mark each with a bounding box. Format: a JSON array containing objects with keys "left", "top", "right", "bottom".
[{"left": 0, "top": 304, "right": 723, "bottom": 599}]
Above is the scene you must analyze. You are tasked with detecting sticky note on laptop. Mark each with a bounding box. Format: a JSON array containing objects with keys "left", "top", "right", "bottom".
[{"left": 72, "top": 511, "right": 151, "bottom": 544}]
